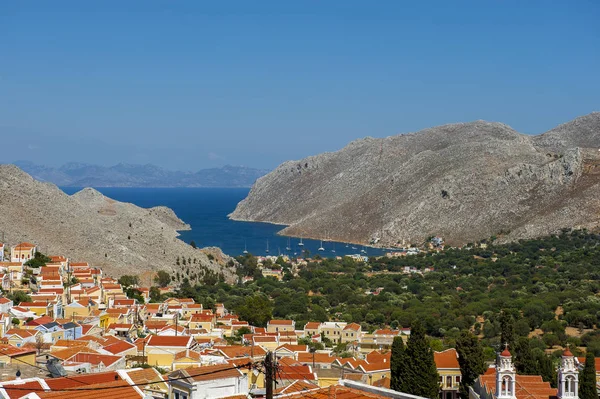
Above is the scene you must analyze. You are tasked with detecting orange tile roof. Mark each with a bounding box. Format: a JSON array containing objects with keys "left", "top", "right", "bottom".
[
  {"left": 172, "top": 363, "right": 244, "bottom": 382},
  {"left": 297, "top": 352, "right": 339, "bottom": 364},
  {"left": 147, "top": 335, "right": 193, "bottom": 347},
  {"left": 67, "top": 352, "right": 122, "bottom": 367},
  {"left": 0, "top": 379, "right": 46, "bottom": 398},
  {"left": 103, "top": 340, "right": 136, "bottom": 355},
  {"left": 275, "top": 379, "right": 320, "bottom": 395},
  {"left": 50, "top": 348, "right": 100, "bottom": 361},
  {"left": 344, "top": 323, "right": 362, "bottom": 331},
  {"left": 280, "top": 385, "right": 387, "bottom": 398},
  {"left": 215, "top": 345, "right": 266, "bottom": 358},
  {"left": 304, "top": 322, "right": 321, "bottom": 330},
  {"left": 44, "top": 371, "right": 121, "bottom": 390},
  {"left": 269, "top": 319, "right": 294, "bottom": 325},
  {"left": 478, "top": 370, "right": 557, "bottom": 399},
  {"left": 38, "top": 380, "right": 143, "bottom": 399},
  {"left": 14, "top": 242, "right": 35, "bottom": 250},
  {"left": 434, "top": 348, "right": 460, "bottom": 369}
]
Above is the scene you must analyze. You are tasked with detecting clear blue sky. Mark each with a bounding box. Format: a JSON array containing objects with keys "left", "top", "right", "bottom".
[{"left": 1, "top": 1, "right": 598, "bottom": 170}]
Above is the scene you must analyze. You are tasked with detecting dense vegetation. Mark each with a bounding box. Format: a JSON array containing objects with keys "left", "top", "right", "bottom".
[{"left": 159, "top": 230, "right": 600, "bottom": 383}]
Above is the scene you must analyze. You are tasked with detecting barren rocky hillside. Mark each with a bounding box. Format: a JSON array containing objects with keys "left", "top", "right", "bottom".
[
  {"left": 0, "top": 165, "right": 237, "bottom": 281},
  {"left": 230, "top": 113, "right": 600, "bottom": 246}
]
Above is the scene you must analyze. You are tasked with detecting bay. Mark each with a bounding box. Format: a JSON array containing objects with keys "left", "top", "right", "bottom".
[{"left": 60, "top": 187, "right": 385, "bottom": 258}]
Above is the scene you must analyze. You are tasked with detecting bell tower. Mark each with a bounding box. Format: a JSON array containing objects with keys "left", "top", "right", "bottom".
[
  {"left": 496, "top": 344, "right": 516, "bottom": 399},
  {"left": 558, "top": 346, "right": 579, "bottom": 399}
]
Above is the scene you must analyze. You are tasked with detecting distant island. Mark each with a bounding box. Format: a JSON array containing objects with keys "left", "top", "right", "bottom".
[{"left": 11, "top": 161, "right": 269, "bottom": 188}]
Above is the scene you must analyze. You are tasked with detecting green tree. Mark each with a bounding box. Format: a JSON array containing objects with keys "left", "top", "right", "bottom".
[
  {"left": 400, "top": 321, "right": 440, "bottom": 398},
  {"left": 190, "top": 240, "right": 197, "bottom": 249},
  {"left": 7, "top": 291, "right": 31, "bottom": 305},
  {"left": 390, "top": 336, "right": 405, "bottom": 391},
  {"left": 154, "top": 270, "right": 171, "bottom": 288},
  {"left": 149, "top": 286, "right": 162, "bottom": 302},
  {"left": 235, "top": 294, "right": 273, "bottom": 327},
  {"left": 118, "top": 275, "right": 139, "bottom": 288},
  {"left": 24, "top": 252, "right": 52, "bottom": 268},
  {"left": 456, "top": 331, "right": 486, "bottom": 397},
  {"left": 500, "top": 310, "right": 515, "bottom": 348},
  {"left": 580, "top": 352, "right": 597, "bottom": 399}
]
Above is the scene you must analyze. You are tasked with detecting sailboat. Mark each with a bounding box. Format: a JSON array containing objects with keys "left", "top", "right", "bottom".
[
  {"left": 298, "top": 236, "right": 304, "bottom": 247},
  {"left": 318, "top": 240, "right": 325, "bottom": 251},
  {"left": 360, "top": 246, "right": 366, "bottom": 254},
  {"left": 266, "top": 240, "right": 270, "bottom": 254},
  {"left": 285, "top": 237, "right": 291, "bottom": 251},
  {"left": 243, "top": 240, "right": 248, "bottom": 255},
  {"left": 331, "top": 242, "right": 336, "bottom": 253}
]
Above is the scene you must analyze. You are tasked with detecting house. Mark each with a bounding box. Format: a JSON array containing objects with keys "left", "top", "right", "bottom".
[
  {"left": 63, "top": 298, "right": 98, "bottom": 320},
  {"left": 4, "top": 328, "right": 39, "bottom": 347},
  {"left": 469, "top": 347, "right": 565, "bottom": 399},
  {"left": 341, "top": 323, "right": 362, "bottom": 343},
  {"left": 11, "top": 242, "right": 37, "bottom": 263},
  {"left": 0, "top": 243, "right": 4, "bottom": 262},
  {"left": 188, "top": 313, "right": 215, "bottom": 333},
  {"left": 61, "top": 321, "right": 83, "bottom": 340},
  {"left": 304, "top": 322, "right": 321, "bottom": 338},
  {"left": 34, "top": 321, "right": 65, "bottom": 343},
  {"left": 0, "top": 343, "right": 37, "bottom": 366},
  {"left": 266, "top": 319, "right": 295, "bottom": 333},
  {"left": 435, "top": 349, "right": 461, "bottom": 399},
  {"left": 18, "top": 301, "right": 54, "bottom": 317},
  {"left": 168, "top": 363, "right": 249, "bottom": 399},
  {"left": 146, "top": 335, "right": 197, "bottom": 369},
  {"left": 0, "top": 297, "right": 13, "bottom": 314},
  {"left": 320, "top": 322, "right": 348, "bottom": 344},
  {"left": 0, "top": 274, "right": 9, "bottom": 291}
]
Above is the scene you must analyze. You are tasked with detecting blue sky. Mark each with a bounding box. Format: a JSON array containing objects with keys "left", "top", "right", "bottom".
[{"left": 1, "top": 1, "right": 598, "bottom": 170}]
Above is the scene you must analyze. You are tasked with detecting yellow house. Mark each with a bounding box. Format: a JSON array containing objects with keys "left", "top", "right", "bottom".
[
  {"left": 435, "top": 349, "right": 461, "bottom": 399},
  {"left": 303, "top": 322, "right": 321, "bottom": 338},
  {"left": 266, "top": 319, "right": 295, "bottom": 333},
  {"left": 17, "top": 302, "right": 52, "bottom": 317},
  {"left": 146, "top": 335, "right": 196, "bottom": 370},
  {"left": 10, "top": 242, "right": 37, "bottom": 263},
  {"left": 341, "top": 323, "right": 362, "bottom": 343},
  {"left": 4, "top": 329, "right": 38, "bottom": 348},
  {"left": 187, "top": 313, "right": 215, "bottom": 332},
  {"left": 0, "top": 344, "right": 37, "bottom": 366},
  {"left": 320, "top": 322, "right": 347, "bottom": 344},
  {"left": 64, "top": 298, "right": 98, "bottom": 321},
  {"left": 252, "top": 335, "right": 279, "bottom": 351}
]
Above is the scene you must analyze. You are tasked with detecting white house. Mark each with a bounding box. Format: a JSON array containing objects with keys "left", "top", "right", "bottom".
[
  {"left": 0, "top": 243, "right": 4, "bottom": 262},
  {"left": 0, "top": 297, "right": 13, "bottom": 314},
  {"left": 168, "top": 363, "right": 249, "bottom": 399}
]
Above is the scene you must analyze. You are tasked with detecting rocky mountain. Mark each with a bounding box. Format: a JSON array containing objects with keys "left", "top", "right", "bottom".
[
  {"left": 0, "top": 165, "right": 237, "bottom": 280},
  {"left": 230, "top": 113, "right": 600, "bottom": 247},
  {"left": 12, "top": 161, "right": 269, "bottom": 188}
]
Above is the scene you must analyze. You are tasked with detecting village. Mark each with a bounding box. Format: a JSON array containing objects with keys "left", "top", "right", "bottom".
[{"left": 0, "top": 241, "right": 596, "bottom": 399}]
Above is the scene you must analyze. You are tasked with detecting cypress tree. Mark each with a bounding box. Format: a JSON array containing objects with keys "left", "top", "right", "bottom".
[
  {"left": 514, "top": 337, "right": 537, "bottom": 374},
  {"left": 400, "top": 321, "right": 440, "bottom": 399},
  {"left": 580, "top": 352, "right": 597, "bottom": 399},
  {"left": 456, "top": 331, "right": 486, "bottom": 397},
  {"left": 499, "top": 310, "right": 515, "bottom": 349},
  {"left": 390, "top": 335, "right": 405, "bottom": 391}
]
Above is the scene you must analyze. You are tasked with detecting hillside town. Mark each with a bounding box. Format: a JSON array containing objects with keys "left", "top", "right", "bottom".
[{"left": 0, "top": 241, "right": 596, "bottom": 399}]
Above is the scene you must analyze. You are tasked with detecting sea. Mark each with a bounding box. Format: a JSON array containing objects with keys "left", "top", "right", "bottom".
[{"left": 60, "top": 187, "right": 386, "bottom": 258}]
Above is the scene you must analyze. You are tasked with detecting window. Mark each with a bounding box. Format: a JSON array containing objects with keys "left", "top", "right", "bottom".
[
  {"left": 456, "top": 376, "right": 460, "bottom": 383},
  {"left": 446, "top": 376, "right": 452, "bottom": 388}
]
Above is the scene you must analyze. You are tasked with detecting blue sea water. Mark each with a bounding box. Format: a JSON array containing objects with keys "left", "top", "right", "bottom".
[{"left": 60, "top": 187, "right": 385, "bottom": 258}]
